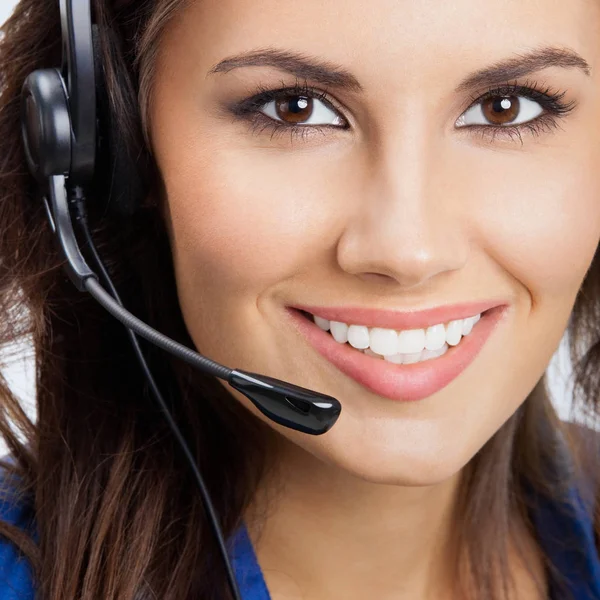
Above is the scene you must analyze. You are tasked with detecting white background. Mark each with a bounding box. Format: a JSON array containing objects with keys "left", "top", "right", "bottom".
[
  {"left": 0, "top": 0, "right": 580, "bottom": 455},
  {"left": 0, "top": 1, "right": 16, "bottom": 25}
]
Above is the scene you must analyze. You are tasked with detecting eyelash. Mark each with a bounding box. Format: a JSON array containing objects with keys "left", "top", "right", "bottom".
[{"left": 230, "top": 77, "right": 577, "bottom": 145}]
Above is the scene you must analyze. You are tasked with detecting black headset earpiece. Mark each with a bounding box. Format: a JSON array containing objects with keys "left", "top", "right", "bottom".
[
  {"left": 21, "top": 1, "right": 144, "bottom": 218},
  {"left": 20, "top": 67, "right": 72, "bottom": 185}
]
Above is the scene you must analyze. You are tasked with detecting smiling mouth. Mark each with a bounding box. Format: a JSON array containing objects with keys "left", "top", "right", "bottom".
[
  {"left": 294, "top": 308, "right": 488, "bottom": 365},
  {"left": 285, "top": 304, "right": 508, "bottom": 402}
]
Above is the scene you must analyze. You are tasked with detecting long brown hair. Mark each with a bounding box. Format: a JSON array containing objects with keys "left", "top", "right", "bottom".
[{"left": 0, "top": 1, "right": 599, "bottom": 598}]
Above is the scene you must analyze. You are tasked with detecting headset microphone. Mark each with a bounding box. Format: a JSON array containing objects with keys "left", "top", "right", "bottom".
[
  {"left": 18, "top": 1, "right": 341, "bottom": 598},
  {"left": 20, "top": 25, "right": 341, "bottom": 439}
]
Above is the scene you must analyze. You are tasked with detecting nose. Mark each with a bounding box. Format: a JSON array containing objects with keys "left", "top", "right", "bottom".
[{"left": 336, "top": 131, "right": 470, "bottom": 291}]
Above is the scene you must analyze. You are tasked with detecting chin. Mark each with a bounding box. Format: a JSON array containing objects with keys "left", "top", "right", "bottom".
[
  {"left": 341, "top": 455, "right": 467, "bottom": 487},
  {"left": 296, "top": 432, "right": 473, "bottom": 488}
]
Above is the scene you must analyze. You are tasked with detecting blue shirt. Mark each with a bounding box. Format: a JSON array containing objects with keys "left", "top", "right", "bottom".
[{"left": 1, "top": 461, "right": 600, "bottom": 599}]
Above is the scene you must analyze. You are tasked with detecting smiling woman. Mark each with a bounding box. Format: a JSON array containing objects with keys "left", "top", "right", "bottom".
[{"left": 1, "top": 0, "right": 600, "bottom": 599}]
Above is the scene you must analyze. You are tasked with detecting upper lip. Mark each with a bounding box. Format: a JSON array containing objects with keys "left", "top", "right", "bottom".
[{"left": 289, "top": 300, "right": 507, "bottom": 331}]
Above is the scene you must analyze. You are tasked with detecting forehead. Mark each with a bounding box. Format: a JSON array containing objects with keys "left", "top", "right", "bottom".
[
  {"left": 169, "top": 0, "right": 599, "bottom": 61},
  {"left": 155, "top": 0, "right": 599, "bottom": 115}
]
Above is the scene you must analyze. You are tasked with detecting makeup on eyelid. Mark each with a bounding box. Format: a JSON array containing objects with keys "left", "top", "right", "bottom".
[{"left": 225, "top": 77, "right": 577, "bottom": 144}]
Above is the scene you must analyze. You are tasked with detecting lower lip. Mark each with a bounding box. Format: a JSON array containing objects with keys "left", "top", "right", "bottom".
[{"left": 284, "top": 305, "right": 508, "bottom": 402}]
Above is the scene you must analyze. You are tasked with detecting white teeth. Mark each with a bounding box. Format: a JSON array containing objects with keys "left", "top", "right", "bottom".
[
  {"left": 424, "top": 323, "right": 446, "bottom": 351},
  {"left": 312, "top": 311, "right": 482, "bottom": 359},
  {"left": 381, "top": 351, "right": 404, "bottom": 364},
  {"left": 445, "top": 319, "right": 464, "bottom": 346},
  {"left": 397, "top": 328, "right": 426, "bottom": 354},
  {"left": 314, "top": 315, "right": 331, "bottom": 331},
  {"left": 421, "top": 344, "right": 449, "bottom": 361},
  {"left": 329, "top": 321, "right": 348, "bottom": 343},
  {"left": 461, "top": 314, "right": 480, "bottom": 336},
  {"left": 363, "top": 347, "right": 381, "bottom": 358},
  {"left": 368, "top": 343, "right": 450, "bottom": 364},
  {"left": 369, "top": 327, "right": 399, "bottom": 356},
  {"left": 402, "top": 350, "right": 424, "bottom": 364},
  {"left": 347, "top": 324, "right": 370, "bottom": 349}
]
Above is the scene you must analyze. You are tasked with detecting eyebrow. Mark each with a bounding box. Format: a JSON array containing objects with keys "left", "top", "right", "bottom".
[
  {"left": 207, "top": 45, "right": 591, "bottom": 95},
  {"left": 455, "top": 46, "right": 591, "bottom": 93},
  {"left": 207, "top": 48, "right": 363, "bottom": 92}
]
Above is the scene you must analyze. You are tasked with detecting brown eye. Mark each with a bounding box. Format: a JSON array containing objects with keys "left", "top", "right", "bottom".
[
  {"left": 275, "top": 96, "right": 314, "bottom": 124},
  {"left": 481, "top": 96, "right": 520, "bottom": 125},
  {"left": 261, "top": 94, "right": 345, "bottom": 126},
  {"left": 456, "top": 93, "right": 543, "bottom": 129}
]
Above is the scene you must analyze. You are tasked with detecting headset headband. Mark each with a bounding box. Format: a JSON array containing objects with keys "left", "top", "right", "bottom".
[{"left": 59, "top": 0, "right": 96, "bottom": 184}]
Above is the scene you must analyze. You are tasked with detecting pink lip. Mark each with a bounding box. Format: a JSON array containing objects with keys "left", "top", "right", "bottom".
[
  {"left": 289, "top": 299, "right": 504, "bottom": 331},
  {"left": 284, "top": 305, "right": 509, "bottom": 402}
]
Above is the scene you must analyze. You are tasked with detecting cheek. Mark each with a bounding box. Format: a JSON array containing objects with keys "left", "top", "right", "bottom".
[
  {"left": 159, "top": 136, "right": 350, "bottom": 358},
  {"left": 166, "top": 160, "right": 293, "bottom": 292},
  {"left": 163, "top": 162, "right": 291, "bottom": 312},
  {"left": 467, "top": 150, "right": 600, "bottom": 303},
  {"left": 423, "top": 148, "right": 600, "bottom": 474},
  {"left": 160, "top": 139, "right": 355, "bottom": 300}
]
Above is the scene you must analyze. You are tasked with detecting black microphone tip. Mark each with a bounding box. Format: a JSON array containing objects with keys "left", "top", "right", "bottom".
[{"left": 228, "top": 369, "right": 341, "bottom": 435}]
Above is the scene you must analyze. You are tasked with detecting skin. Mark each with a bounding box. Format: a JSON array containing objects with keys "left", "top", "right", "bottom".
[{"left": 149, "top": 0, "right": 600, "bottom": 597}]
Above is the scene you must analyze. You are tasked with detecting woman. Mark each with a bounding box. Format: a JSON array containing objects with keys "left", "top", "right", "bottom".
[{"left": 1, "top": 0, "right": 600, "bottom": 598}]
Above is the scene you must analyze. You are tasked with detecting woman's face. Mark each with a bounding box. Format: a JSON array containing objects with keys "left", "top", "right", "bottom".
[{"left": 150, "top": 0, "right": 600, "bottom": 485}]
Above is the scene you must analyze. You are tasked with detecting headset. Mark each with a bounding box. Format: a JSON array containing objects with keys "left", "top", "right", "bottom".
[{"left": 18, "top": 1, "right": 342, "bottom": 597}]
